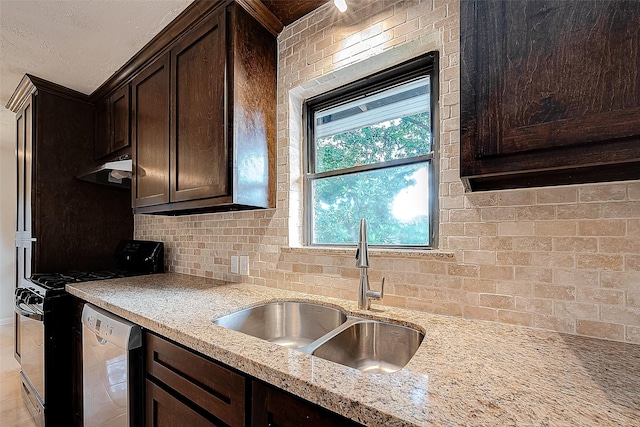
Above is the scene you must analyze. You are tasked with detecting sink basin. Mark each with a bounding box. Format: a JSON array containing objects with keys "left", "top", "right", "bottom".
[
  {"left": 213, "top": 301, "right": 424, "bottom": 373},
  {"left": 312, "top": 321, "right": 424, "bottom": 374},
  {"left": 212, "top": 301, "right": 347, "bottom": 349}
]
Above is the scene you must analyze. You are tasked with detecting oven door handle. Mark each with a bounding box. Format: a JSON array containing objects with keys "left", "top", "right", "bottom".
[{"left": 15, "top": 301, "right": 43, "bottom": 322}]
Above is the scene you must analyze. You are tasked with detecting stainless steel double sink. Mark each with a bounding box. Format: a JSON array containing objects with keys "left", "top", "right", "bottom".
[{"left": 212, "top": 301, "right": 424, "bottom": 374}]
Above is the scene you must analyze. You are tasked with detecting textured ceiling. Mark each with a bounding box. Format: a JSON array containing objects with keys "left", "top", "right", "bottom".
[{"left": 0, "top": 0, "right": 194, "bottom": 106}]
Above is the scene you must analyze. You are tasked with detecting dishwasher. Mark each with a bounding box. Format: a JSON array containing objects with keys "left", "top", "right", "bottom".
[{"left": 82, "top": 304, "right": 143, "bottom": 427}]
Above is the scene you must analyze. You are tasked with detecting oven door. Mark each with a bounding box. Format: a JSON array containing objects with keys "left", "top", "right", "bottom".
[{"left": 15, "top": 291, "right": 45, "bottom": 421}]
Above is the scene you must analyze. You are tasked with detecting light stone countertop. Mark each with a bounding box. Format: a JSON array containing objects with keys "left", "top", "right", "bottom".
[{"left": 67, "top": 273, "right": 640, "bottom": 426}]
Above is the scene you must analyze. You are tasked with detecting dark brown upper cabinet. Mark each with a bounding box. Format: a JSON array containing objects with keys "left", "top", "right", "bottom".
[
  {"left": 131, "top": 1, "right": 276, "bottom": 215},
  {"left": 7, "top": 75, "right": 133, "bottom": 275},
  {"left": 170, "top": 9, "right": 228, "bottom": 205},
  {"left": 460, "top": 0, "right": 640, "bottom": 191},
  {"left": 131, "top": 54, "right": 170, "bottom": 208},
  {"left": 94, "top": 84, "right": 130, "bottom": 159},
  {"left": 94, "top": 99, "right": 110, "bottom": 159}
]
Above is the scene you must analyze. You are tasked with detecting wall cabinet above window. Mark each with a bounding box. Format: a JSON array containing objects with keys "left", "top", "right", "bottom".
[{"left": 460, "top": 0, "right": 640, "bottom": 191}]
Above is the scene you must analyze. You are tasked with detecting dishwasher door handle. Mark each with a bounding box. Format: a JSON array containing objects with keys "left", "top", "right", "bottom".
[{"left": 94, "top": 335, "right": 108, "bottom": 346}]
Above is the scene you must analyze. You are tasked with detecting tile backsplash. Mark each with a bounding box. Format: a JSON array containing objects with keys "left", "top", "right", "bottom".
[{"left": 135, "top": 0, "right": 640, "bottom": 344}]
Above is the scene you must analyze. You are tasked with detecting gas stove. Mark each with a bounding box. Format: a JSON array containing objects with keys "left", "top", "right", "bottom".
[
  {"left": 28, "top": 239, "right": 164, "bottom": 290},
  {"left": 30, "top": 269, "right": 144, "bottom": 290},
  {"left": 15, "top": 239, "right": 164, "bottom": 427}
]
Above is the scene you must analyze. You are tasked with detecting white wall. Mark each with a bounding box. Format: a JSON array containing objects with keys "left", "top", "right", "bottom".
[{"left": 0, "top": 106, "right": 16, "bottom": 324}]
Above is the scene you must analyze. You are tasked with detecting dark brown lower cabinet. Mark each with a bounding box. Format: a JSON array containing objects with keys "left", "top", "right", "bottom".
[
  {"left": 146, "top": 380, "right": 221, "bottom": 427},
  {"left": 251, "top": 382, "right": 361, "bottom": 427},
  {"left": 146, "top": 333, "right": 246, "bottom": 426},
  {"left": 144, "top": 332, "right": 363, "bottom": 427}
]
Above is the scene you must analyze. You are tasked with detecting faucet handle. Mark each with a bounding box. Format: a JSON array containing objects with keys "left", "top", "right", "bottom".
[{"left": 367, "top": 277, "right": 385, "bottom": 301}]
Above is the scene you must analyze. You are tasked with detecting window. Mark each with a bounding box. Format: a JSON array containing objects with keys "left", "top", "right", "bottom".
[{"left": 304, "top": 53, "right": 438, "bottom": 248}]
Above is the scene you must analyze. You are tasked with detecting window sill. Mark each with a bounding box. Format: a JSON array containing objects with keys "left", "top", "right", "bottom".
[{"left": 282, "top": 246, "right": 454, "bottom": 260}]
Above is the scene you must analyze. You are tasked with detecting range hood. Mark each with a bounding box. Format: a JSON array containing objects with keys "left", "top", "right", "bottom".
[{"left": 77, "top": 158, "right": 132, "bottom": 189}]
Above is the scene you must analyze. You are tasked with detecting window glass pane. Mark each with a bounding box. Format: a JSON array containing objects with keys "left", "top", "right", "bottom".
[
  {"left": 311, "top": 163, "right": 429, "bottom": 245},
  {"left": 313, "top": 77, "right": 431, "bottom": 173}
]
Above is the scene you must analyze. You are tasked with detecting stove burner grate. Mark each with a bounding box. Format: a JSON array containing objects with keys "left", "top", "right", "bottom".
[{"left": 30, "top": 270, "right": 141, "bottom": 289}]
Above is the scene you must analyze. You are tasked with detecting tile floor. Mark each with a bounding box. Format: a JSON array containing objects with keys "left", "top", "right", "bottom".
[{"left": 0, "top": 323, "right": 37, "bottom": 427}]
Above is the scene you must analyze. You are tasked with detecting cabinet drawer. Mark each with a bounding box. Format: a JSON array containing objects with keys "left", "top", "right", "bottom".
[
  {"left": 146, "top": 333, "right": 245, "bottom": 426},
  {"left": 146, "top": 380, "right": 221, "bottom": 427}
]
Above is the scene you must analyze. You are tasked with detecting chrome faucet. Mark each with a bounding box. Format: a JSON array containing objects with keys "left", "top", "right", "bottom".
[{"left": 355, "top": 218, "right": 384, "bottom": 310}]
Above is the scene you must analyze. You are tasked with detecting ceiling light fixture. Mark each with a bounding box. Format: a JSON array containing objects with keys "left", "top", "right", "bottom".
[{"left": 334, "top": 0, "right": 348, "bottom": 13}]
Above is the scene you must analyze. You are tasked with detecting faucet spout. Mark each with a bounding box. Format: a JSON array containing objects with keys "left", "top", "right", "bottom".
[
  {"left": 355, "top": 218, "right": 369, "bottom": 268},
  {"left": 355, "top": 219, "right": 384, "bottom": 310}
]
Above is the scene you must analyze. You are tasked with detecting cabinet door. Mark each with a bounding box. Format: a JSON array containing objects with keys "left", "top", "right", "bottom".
[
  {"left": 170, "top": 9, "right": 229, "bottom": 203},
  {"left": 15, "top": 95, "right": 35, "bottom": 362},
  {"left": 94, "top": 98, "right": 110, "bottom": 159},
  {"left": 111, "top": 85, "right": 130, "bottom": 152},
  {"left": 460, "top": 0, "right": 640, "bottom": 190},
  {"left": 146, "top": 380, "right": 221, "bottom": 427},
  {"left": 132, "top": 54, "right": 170, "bottom": 207},
  {"left": 15, "top": 97, "right": 34, "bottom": 290},
  {"left": 146, "top": 333, "right": 245, "bottom": 426},
  {"left": 95, "top": 86, "right": 130, "bottom": 160},
  {"left": 251, "top": 382, "right": 361, "bottom": 427}
]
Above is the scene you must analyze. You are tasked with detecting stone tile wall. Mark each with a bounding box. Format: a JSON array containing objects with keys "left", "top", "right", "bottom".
[{"left": 135, "top": 0, "right": 640, "bottom": 344}]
